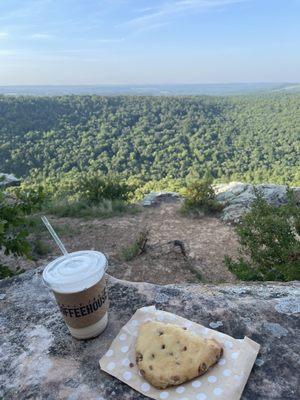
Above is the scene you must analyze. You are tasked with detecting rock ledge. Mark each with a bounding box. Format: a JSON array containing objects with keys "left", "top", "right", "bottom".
[{"left": 0, "top": 269, "right": 299, "bottom": 399}]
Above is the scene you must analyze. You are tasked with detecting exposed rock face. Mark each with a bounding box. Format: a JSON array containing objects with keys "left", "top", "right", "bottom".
[
  {"left": 0, "top": 269, "right": 299, "bottom": 399},
  {"left": 0, "top": 173, "right": 21, "bottom": 188},
  {"left": 140, "top": 183, "right": 300, "bottom": 223},
  {"left": 141, "top": 191, "right": 181, "bottom": 206},
  {"left": 215, "top": 182, "right": 298, "bottom": 223}
]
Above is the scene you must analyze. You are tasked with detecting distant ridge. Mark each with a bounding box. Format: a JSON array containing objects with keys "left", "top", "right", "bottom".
[{"left": 0, "top": 82, "right": 299, "bottom": 97}]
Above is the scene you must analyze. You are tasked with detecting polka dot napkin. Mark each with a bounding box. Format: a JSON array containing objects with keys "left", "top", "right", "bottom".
[{"left": 99, "top": 306, "right": 260, "bottom": 400}]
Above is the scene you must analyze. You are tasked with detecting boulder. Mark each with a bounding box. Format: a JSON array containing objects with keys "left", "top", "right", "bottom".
[
  {"left": 215, "top": 182, "right": 298, "bottom": 223},
  {"left": 292, "top": 187, "right": 300, "bottom": 204},
  {"left": 0, "top": 173, "right": 21, "bottom": 188},
  {"left": 0, "top": 269, "right": 299, "bottom": 399},
  {"left": 141, "top": 191, "right": 181, "bottom": 206}
]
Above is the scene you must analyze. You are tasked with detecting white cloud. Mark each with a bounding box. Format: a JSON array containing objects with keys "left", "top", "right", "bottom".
[
  {"left": 121, "top": 0, "right": 246, "bottom": 32},
  {"left": 0, "top": 32, "right": 9, "bottom": 39}
]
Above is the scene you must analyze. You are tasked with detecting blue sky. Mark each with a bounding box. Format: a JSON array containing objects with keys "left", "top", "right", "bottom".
[{"left": 0, "top": 0, "right": 299, "bottom": 85}]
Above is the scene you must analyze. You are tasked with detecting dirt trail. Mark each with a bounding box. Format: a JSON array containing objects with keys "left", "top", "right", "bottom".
[{"left": 1, "top": 202, "right": 239, "bottom": 284}]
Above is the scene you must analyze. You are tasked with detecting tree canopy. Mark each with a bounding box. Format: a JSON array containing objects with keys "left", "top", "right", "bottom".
[{"left": 0, "top": 93, "right": 299, "bottom": 185}]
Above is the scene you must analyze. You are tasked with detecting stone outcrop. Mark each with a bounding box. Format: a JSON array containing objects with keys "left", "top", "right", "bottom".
[
  {"left": 141, "top": 182, "right": 300, "bottom": 223},
  {"left": 214, "top": 182, "right": 295, "bottom": 223},
  {"left": 141, "top": 191, "right": 181, "bottom": 206},
  {"left": 0, "top": 173, "right": 21, "bottom": 188},
  {"left": 0, "top": 269, "right": 299, "bottom": 399},
  {"left": 140, "top": 183, "right": 299, "bottom": 223}
]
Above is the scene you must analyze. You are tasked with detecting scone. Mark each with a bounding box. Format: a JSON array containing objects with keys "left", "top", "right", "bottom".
[{"left": 135, "top": 321, "right": 223, "bottom": 389}]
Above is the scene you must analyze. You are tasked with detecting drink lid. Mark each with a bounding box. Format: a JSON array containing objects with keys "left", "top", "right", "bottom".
[{"left": 43, "top": 250, "right": 107, "bottom": 293}]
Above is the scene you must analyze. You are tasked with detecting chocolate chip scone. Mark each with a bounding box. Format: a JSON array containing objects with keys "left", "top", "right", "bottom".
[{"left": 135, "top": 321, "right": 223, "bottom": 389}]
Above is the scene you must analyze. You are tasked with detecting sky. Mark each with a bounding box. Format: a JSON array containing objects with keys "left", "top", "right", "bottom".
[{"left": 0, "top": 0, "right": 299, "bottom": 85}]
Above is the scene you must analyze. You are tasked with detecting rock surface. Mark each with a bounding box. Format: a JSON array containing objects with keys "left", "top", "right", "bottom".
[
  {"left": 214, "top": 182, "right": 293, "bottom": 223},
  {"left": 141, "top": 191, "right": 181, "bottom": 206},
  {"left": 0, "top": 172, "right": 21, "bottom": 188},
  {"left": 1, "top": 269, "right": 299, "bottom": 399},
  {"left": 140, "top": 183, "right": 300, "bottom": 223}
]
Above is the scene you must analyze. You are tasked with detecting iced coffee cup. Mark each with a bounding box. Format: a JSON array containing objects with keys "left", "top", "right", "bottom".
[{"left": 43, "top": 250, "right": 108, "bottom": 339}]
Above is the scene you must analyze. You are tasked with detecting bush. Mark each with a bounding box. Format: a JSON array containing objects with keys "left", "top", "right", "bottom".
[
  {"left": 120, "top": 229, "right": 149, "bottom": 261},
  {"left": 78, "top": 173, "right": 132, "bottom": 204},
  {"left": 0, "top": 265, "right": 15, "bottom": 279},
  {"left": 21, "top": 172, "right": 137, "bottom": 219},
  {"left": 181, "top": 179, "right": 223, "bottom": 216},
  {"left": 0, "top": 187, "right": 44, "bottom": 279},
  {"left": 32, "top": 239, "right": 52, "bottom": 257},
  {"left": 0, "top": 187, "right": 44, "bottom": 257},
  {"left": 225, "top": 189, "right": 300, "bottom": 281},
  {"left": 45, "top": 198, "right": 138, "bottom": 219},
  {"left": 133, "top": 178, "right": 186, "bottom": 201}
]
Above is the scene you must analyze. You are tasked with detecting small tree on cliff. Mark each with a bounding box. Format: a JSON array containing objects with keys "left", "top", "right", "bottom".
[
  {"left": 0, "top": 187, "right": 44, "bottom": 278},
  {"left": 225, "top": 189, "right": 300, "bottom": 281}
]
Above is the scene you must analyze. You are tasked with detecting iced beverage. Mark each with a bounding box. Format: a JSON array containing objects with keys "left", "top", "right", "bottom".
[{"left": 43, "top": 250, "right": 108, "bottom": 339}]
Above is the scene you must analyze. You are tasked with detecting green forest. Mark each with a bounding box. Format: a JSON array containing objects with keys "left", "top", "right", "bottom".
[{"left": 0, "top": 93, "right": 299, "bottom": 184}]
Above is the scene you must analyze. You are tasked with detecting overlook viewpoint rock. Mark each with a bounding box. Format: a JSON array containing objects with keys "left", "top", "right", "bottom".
[
  {"left": 141, "top": 183, "right": 300, "bottom": 223},
  {"left": 215, "top": 182, "right": 300, "bottom": 223},
  {"left": 0, "top": 268, "right": 299, "bottom": 399}
]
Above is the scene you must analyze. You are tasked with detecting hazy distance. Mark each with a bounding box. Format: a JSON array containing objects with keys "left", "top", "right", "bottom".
[{"left": 0, "top": 0, "right": 299, "bottom": 85}]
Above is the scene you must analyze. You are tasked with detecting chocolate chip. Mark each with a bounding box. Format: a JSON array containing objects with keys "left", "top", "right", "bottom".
[
  {"left": 158, "top": 331, "right": 164, "bottom": 336},
  {"left": 136, "top": 352, "right": 143, "bottom": 362},
  {"left": 129, "top": 363, "right": 134, "bottom": 368},
  {"left": 140, "top": 369, "right": 145, "bottom": 376},
  {"left": 161, "top": 344, "right": 166, "bottom": 349},
  {"left": 151, "top": 353, "right": 155, "bottom": 359},
  {"left": 182, "top": 346, "right": 187, "bottom": 351},
  {"left": 198, "top": 363, "right": 207, "bottom": 375},
  {"left": 182, "top": 327, "right": 187, "bottom": 330},
  {"left": 171, "top": 375, "right": 180, "bottom": 382},
  {"left": 169, "top": 352, "right": 174, "bottom": 356}
]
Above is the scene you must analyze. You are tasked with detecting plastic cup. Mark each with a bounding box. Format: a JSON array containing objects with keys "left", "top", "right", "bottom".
[{"left": 43, "top": 250, "right": 108, "bottom": 339}]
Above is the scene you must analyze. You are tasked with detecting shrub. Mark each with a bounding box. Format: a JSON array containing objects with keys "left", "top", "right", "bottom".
[
  {"left": 32, "top": 239, "right": 52, "bottom": 257},
  {"left": 78, "top": 173, "right": 132, "bottom": 204},
  {"left": 120, "top": 229, "right": 149, "bottom": 261},
  {"left": 0, "top": 187, "right": 44, "bottom": 257},
  {"left": 181, "top": 179, "right": 223, "bottom": 216},
  {"left": 0, "top": 187, "right": 44, "bottom": 279},
  {"left": 225, "top": 189, "right": 300, "bottom": 281},
  {"left": 133, "top": 178, "right": 186, "bottom": 201},
  {"left": 45, "top": 198, "right": 138, "bottom": 219},
  {"left": 0, "top": 265, "right": 14, "bottom": 279}
]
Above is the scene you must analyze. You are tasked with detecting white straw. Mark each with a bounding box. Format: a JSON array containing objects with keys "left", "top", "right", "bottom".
[{"left": 41, "top": 216, "right": 68, "bottom": 256}]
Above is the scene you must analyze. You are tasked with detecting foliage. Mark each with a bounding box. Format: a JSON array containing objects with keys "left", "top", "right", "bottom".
[
  {"left": 0, "top": 187, "right": 44, "bottom": 279},
  {"left": 181, "top": 179, "right": 223, "bottom": 216},
  {"left": 0, "top": 93, "right": 299, "bottom": 185},
  {"left": 132, "top": 177, "right": 186, "bottom": 201},
  {"left": 31, "top": 239, "right": 52, "bottom": 258},
  {"left": 225, "top": 190, "right": 300, "bottom": 281},
  {"left": 77, "top": 172, "right": 131, "bottom": 204},
  {"left": 121, "top": 229, "right": 149, "bottom": 261},
  {"left": 21, "top": 171, "right": 133, "bottom": 203},
  {"left": 0, "top": 264, "right": 15, "bottom": 279},
  {"left": 0, "top": 187, "right": 44, "bottom": 257},
  {"left": 45, "top": 198, "right": 139, "bottom": 219},
  {"left": 18, "top": 171, "right": 137, "bottom": 219}
]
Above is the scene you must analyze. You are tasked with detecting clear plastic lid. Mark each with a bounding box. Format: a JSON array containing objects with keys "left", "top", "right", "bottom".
[{"left": 42, "top": 250, "right": 107, "bottom": 293}]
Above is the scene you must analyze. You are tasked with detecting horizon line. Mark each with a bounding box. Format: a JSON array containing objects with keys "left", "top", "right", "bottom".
[{"left": 0, "top": 82, "right": 299, "bottom": 87}]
